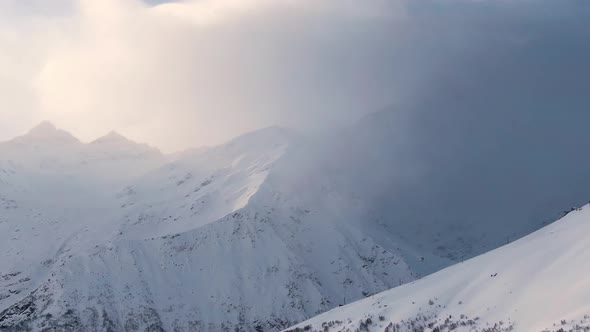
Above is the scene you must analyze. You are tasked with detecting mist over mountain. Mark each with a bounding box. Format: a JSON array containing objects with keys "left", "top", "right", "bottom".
[
  {"left": 2, "top": 104, "right": 590, "bottom": 330},
  {"left": 1, "top": 0, "right": 590, "bottom": 331}
]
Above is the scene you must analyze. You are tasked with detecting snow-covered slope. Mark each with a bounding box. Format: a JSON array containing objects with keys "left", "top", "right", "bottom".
[
  {"left": 0, "top": 123, "right": 166, "bottom": 331},
  {"left": 116, "top": 127, "right": 294, "bottom": 238},
  {"left": 0, "top": 126, "right": 436, "bottom": 331},
  {"left": 2, "top": 117, "right": 590, "bottom": 332},
  {"left": 287, "top": 204, "right": 590, "bottom": 332}
]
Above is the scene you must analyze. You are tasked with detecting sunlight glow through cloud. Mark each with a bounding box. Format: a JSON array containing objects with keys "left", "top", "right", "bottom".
[
  {"left": 0, "top": 0, "right": 401, "bottom": 151},
  {"left": 0, "top": 0, "right": 588, "bottom": 152}
]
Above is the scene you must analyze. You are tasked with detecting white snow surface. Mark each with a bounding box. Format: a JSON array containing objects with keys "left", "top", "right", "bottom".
[
  {"left": 287, "top": 205, "right": 590, "bottom": 332},
  {"left": 1, "top": 119, "right": 586, "bottom": 332},
  {"left": 0, "top": 124, "right": 431, "bottom": 331}
]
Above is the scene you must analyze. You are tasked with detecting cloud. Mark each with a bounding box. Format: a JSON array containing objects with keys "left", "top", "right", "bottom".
[
  {"left": 0, "top": 0, "right": 406, "bottom": 151},
  {"left": 0, "top": 0, "right": 588, "bottom": 151}
]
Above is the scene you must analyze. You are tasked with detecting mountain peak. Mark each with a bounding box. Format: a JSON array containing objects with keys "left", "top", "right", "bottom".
[
  {"left": 92, "top": 131, "right": 131, "bottom": 144},
  {"left": 28, "top": 121, "right": 58, "bottom": 135},
  {"left": 89, "top": 131, "right": 162, "bottom": 157},
  {"left": 15, "top": 121, "right": 80, "bottom": 145}
]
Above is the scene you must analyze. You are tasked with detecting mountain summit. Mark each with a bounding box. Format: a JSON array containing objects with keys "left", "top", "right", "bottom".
[
  {"left": 15, "top": 121, "right": 80, "bottom": 145},
  {"left": 28, "top": 121, "right": 57, "bottom": 134},
  {"left": 89, "top": 131, "right": 162, "bottom": 158},
  {"left": 91, "top": 131, "right": 130, "bottom": 144}
]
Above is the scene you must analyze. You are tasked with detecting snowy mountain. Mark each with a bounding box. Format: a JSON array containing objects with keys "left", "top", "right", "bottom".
[
  {"left": 11, "top": 121, "right": 80, "bottom": 145},
  {"left": 0, "top": 125, "right": 432, "bottom": 331},
  {"left": 1, "top": 116, "right": 590, "bottom": 331},
  {"left": 286, "top": 204, "right": 590, "bottom": 332},
  {"left": 0, "top": 122, "right": 164, "bottom": 189},
  {"left": 0, "top": 123, "right": 445, "bottom": 331},
  {"left": 0, "top": 122, "right": 166, "bottom": 331}
]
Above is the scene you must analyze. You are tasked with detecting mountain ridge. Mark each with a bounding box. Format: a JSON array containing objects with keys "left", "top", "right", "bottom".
[
  {"left": 0, "top": 121, "right": 433, "bottom": 331},
  {"left": 2, "top": 113, "right": 590, "bottom": 331},
  {"left": 286, "top": 204, "right": 590, "bottom": 332},
  {"left": 2, "top": 122, "right": 161, "bottom": 155}
]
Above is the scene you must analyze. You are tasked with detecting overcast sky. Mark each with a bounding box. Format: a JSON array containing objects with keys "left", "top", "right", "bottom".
[{"left": 0, "top": 0, "right": 588, "bottom": 151}]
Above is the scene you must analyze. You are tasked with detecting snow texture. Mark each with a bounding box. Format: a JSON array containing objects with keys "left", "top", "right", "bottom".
[{"left": 288, "top": 205, "right": 590, "bottom": 332}]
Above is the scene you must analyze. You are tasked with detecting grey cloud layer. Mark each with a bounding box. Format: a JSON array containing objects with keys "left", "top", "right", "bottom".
[{"left": 0, "top": 0, "right": 588, "bottom": 151}]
